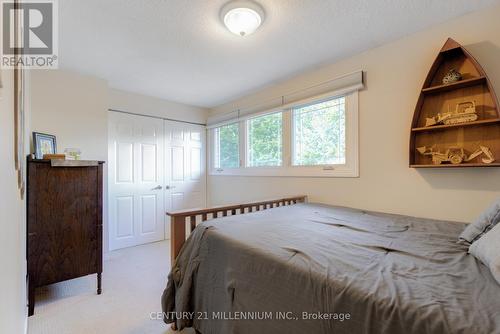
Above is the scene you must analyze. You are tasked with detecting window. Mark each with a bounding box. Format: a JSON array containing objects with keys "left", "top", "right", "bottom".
[
  {"left": 213, "top": 122, "right": 240, "bottom": 169},
  {"left": 247, "top": 112, "right": 282, "bottom": 167},
  {"left": 293, "top": 97, "right": 345, "bottom": 166},
  {"left": 209, "top": 91, "right": 358, "bottom": 177}
]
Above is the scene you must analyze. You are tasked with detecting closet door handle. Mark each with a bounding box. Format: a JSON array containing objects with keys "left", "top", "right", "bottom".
[
  {"left": 165, "top": 185, "right": 176, "bottom": 190},
  {"left": 151, "top": 185, "right": 162, "bottom": 191}
]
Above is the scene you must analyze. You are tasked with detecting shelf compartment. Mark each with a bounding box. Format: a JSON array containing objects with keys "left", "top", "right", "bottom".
[
  {"left": 410, "top": 123, "right": 500, "bottom": 167},
  {"left": 411, "top": 118, "right": 500, "bottom": 132},
  {"left": 422, "top": 77, "right": 486, "bottom": 94}
]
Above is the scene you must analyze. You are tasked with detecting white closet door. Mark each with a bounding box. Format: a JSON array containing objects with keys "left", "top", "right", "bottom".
[
  {"left": 164, "top": 120, "right": 206, "bottom": 239},
  {"left": 108, "top": 112, "right": 165, "bottom": 250}
]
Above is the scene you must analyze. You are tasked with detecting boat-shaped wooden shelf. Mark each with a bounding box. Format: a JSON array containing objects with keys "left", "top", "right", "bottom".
[{"left": 409, "top": 38, "right": 500, "bottom": 168}]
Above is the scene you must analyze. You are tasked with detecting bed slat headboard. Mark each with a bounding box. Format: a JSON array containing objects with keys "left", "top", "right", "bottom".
[{"left": 167, "top": 195, "right": 307, "bottom": 264}]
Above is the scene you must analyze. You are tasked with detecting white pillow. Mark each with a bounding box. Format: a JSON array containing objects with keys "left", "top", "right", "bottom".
[
  {"left": 459, "top": 198, "right": 500, "bottom": 244},
  {"left": 469, "top": 222, "right": 500, "bottom": 285}
]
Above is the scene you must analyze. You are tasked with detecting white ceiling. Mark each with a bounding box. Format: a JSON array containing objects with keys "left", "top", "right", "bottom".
[{"left": 59, "top": 0, "right": 499, "bottom": 108}]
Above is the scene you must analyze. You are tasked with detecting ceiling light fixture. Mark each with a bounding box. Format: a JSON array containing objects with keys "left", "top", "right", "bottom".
[{"left": 220, "top": 0, "right": 265, "bottom": 37}]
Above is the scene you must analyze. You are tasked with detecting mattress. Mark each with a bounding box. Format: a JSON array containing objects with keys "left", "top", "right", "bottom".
[{"left": 162, "top": 203, "right": 500, "bottom": 334}]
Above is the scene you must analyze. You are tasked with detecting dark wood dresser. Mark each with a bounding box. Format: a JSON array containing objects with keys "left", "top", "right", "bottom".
[{"left": 27, "top": 158, "right": 104, "bottom": 316}]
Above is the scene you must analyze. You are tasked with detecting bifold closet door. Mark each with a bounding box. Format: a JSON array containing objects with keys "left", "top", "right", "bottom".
[
  {"left": 108, "top": 112, "right": 165, "bottom": 250},
  {"left": 164, "top": 120, "right": 206, "bottom": 239}
]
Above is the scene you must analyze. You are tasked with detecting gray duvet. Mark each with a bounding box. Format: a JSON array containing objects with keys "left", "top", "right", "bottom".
[{"left": 162, "top": 203, "right": 500, "bottom": 334}]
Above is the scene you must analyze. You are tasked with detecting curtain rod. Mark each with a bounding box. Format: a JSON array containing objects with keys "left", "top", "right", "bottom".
[
  {"left": 214, "top": 70, "right": 364, "bottom": 119},
  {"left": 108, "top": 109, "right": 206, "bottom": 126}
]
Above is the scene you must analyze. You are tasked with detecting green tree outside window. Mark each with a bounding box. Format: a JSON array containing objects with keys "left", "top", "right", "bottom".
[
  {"left": 216, "top": 123, "right": 239, "bottom": 168},
  {"left": 248, "top": 113, "right": 282, "bottom": 167},
  {"left": 293, "top": 97, "right": 346, "bottom": 165}
]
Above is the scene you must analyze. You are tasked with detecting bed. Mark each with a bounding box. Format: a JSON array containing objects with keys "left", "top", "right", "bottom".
[{"left": 162, "top": 198, "right": 500, "bottom": 334}]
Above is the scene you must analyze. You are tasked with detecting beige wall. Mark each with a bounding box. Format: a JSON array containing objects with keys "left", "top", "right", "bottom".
[
  {"left": 31, "top": 70, "right": 109, "bottom": 161},
  {"left": 208, "top": 4, "right": 500, "bottom": 223},
  {"left": 0, "top": 70, "right": 27, "bottom": 333}
]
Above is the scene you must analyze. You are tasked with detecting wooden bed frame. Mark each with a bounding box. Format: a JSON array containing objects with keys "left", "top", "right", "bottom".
[{"left": 167, "top": 195, "right": 307, "bottom": 264}]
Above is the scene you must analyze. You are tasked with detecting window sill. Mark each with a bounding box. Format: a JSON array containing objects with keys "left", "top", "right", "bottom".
[{"left": 209, "top": 165, "right": 359, "bottom": 178}]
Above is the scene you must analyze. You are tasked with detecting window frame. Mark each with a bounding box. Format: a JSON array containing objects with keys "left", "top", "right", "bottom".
[{"left": 208, "top": 91, "right": 359, "bottom": 178}]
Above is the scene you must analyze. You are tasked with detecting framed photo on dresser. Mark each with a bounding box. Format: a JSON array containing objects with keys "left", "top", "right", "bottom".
[{"left": 33, "top": 132, "right": 57, "bottom": 159}]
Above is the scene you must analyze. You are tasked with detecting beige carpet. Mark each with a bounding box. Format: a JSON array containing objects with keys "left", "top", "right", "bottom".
[{"left": 28, "top": 241, "right": 194, "bottom": 334}]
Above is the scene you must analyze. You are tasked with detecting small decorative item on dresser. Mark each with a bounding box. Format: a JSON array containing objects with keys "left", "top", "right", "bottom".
[
  {"left": 64, "top": 148, "right": 82, "bottom": 160},
  {"left": 442, "top": 68, "right": 462, "bottom": 84},
  {"left": 33, "top": 132, "right": 57, "bottom": 159},
  {"left": 42, "top": 154, "right": 66, "bottom": 160}
]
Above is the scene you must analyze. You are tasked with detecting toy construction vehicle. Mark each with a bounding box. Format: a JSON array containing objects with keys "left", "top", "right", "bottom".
[
  {"left": 417, "top": 145, "right": 495, "bottom": 165},
  {"left": 425, "top": 101, "right": 478, "bottom": 127},
  {"left": 467, "top": 145, "right": 496, "bottom": 164}
]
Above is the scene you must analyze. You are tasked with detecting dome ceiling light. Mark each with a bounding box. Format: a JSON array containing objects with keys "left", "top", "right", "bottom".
[{"left": 220, "top": 0, "right": 265, "bottom": 37}]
